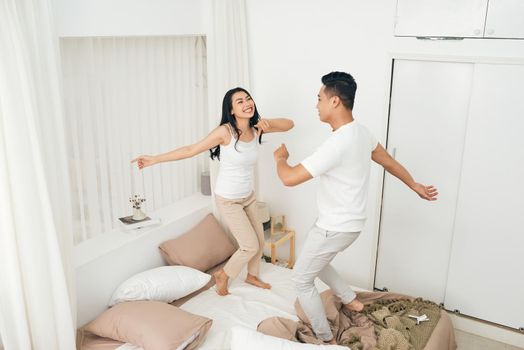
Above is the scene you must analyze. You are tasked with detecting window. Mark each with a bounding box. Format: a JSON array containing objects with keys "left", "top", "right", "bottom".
[{"left": 60, "top": 36, "right": 208, "bottom": 243}]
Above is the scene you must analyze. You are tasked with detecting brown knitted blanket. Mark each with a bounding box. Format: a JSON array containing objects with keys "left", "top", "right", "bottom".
[{"left": 258, "top": 290, "right": 455, "bottom": 350}]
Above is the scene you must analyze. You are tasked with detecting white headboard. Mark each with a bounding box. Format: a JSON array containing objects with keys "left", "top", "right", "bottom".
[{"left": 75, "top": 195, "right": 212, "bottom": 326}]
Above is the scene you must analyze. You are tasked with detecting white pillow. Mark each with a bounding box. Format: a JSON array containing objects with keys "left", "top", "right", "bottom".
[
  {"left": 115, "top": 344, "right": 142, "bottom": 350},
  {"left": 230, "top": 326, "right": 348, "bottom": 350},
  {"left": 109, "top": 266, "right": 211, "bottom": 306}
]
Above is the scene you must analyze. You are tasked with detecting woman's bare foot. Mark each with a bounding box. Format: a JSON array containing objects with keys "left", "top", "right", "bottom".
[
  {"left": 245, "top": 273, "right": 271, "bottom": 289},
  {"left": 213, "top": 269, "right": 230, "bottom": 296},
  {"left": 344, "top": 298, "right": 364, "bottom": 312}
]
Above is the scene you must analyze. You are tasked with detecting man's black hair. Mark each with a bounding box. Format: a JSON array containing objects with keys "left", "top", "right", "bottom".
[{"left": 321, "top": 71, "right": 357, "bottom": 110}]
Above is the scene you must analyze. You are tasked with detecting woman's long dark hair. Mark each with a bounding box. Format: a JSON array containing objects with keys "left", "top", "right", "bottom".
[{"left": 209, "top": 87, "right": 263, "bottom": 160}]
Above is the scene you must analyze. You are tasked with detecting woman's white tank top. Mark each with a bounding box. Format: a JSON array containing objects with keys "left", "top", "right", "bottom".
[{"left": 214, "top": 125, "right": 259, "bottom": 199}]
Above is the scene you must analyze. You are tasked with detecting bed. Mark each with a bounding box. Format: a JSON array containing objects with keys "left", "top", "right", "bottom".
[
  {"left": 179, "top": 262, "right": 331, "bottom": 349},
  {"left": 79, "top": 261, "right": 456, "bottom": 350},
  {"left": 76, "top": 210, "right": 456, "bottom": 350}
]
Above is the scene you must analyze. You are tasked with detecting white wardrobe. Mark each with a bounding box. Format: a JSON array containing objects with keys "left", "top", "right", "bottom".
[
  {"left": 374, "top": 59, "right": 524, "bottom": 330},
  {"left": 394, "top": 0, "right": 524, "bottom": 39}
]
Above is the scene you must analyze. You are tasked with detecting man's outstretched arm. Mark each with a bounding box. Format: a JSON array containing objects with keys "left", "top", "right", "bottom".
[
  {"left": 274, "top": 144, "right": 313, "bottom": 187},
  {"left": 371, "top": 143, "right": 438, "bottom": 201}
]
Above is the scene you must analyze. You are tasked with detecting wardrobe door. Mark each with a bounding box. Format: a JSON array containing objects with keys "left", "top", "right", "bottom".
[
  {"left": 484, "top": 0, "right": 524, "bottom": 39},
  {"left": 395, "top": 0, "right": 488, "bottom": 38},
  {"left": 444, "top": 64, "right": 524, "bottom": 329},
  {"left": 374, "top": 60, "right": 473, "bottom": 303}
]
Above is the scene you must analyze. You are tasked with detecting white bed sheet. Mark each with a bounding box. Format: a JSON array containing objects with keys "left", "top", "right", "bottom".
[{"left": 179, "top": 261, "right": 330, "bottom": 350}]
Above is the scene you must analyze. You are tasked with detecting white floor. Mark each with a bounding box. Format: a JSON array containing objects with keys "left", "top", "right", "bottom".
[{"left": 456, "top": 330, "right": 524, "bottom": 350}]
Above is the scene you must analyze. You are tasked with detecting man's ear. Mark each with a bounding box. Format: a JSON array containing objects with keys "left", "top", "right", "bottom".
[{"left": 331, "top": 95, "right": 341, "bottom": 108}]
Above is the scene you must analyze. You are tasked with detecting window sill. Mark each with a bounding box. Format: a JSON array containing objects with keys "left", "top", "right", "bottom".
[{"left": 74, "top": 193, "right": 212, "bottom": 268}]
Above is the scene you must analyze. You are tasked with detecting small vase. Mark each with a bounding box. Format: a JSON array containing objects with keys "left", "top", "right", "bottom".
[{"left": 132, "top": 208, "right": 146, "bottom": 221}]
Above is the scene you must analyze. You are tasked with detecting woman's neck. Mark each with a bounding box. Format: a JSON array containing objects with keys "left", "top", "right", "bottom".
[{"left": 235, "top": 119, "right": 250, "bottom": 133}]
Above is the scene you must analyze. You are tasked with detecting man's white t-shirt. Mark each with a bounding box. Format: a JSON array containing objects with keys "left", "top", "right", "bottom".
[{"left": 301, "top": 121, "right": 378, "bottom": 232}]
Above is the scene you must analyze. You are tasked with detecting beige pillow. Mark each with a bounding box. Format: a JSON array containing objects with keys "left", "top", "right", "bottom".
[
  {"left": 84, "top": 301, "right": 212, "bottom": 350},
  {"left": 159, "top": 214, "right": 236, "bottom": 271}
]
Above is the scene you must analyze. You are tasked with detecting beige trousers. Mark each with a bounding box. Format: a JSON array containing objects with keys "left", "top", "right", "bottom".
[{"left": 215, "top": 191, "right": 264, "bottom": 279}]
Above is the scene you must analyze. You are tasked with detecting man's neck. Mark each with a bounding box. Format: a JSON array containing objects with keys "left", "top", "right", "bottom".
[{"left": 329, "top": 111, "right": 354, "bottom": 131}]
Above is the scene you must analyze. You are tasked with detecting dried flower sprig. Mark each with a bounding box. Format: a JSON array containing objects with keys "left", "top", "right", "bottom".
[{"left": 129, "top": 194, "right": 146, "bottom": 209}]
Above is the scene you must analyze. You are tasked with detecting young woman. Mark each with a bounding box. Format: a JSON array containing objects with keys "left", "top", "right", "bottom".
[{"left": 132, "top": 87, "right": 294, "bottom": 296}]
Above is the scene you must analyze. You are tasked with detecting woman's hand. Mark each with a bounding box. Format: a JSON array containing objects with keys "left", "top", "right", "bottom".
[
  {"left": 255, "top": 118, "right": 271, "bottom": 133},
  {"left": 131, "top": 155, "right": 157, "bottom": 169}
]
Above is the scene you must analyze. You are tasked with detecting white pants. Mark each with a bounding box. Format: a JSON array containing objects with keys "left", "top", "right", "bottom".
[{"left": 292, "top": 225, "right": 360, "bottom": 341}]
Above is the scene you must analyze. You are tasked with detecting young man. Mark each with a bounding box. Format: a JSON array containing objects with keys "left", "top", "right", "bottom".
[{"left": 273, "top": 71, "right": 438, "bottom": 344}]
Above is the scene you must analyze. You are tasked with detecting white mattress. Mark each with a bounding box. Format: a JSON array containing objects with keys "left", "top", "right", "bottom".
[{"left": 179, "top": 261, "right": 330, "bottom": 350}]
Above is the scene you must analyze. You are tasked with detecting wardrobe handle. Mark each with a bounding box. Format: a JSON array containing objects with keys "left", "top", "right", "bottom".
[{"left": 391, "top": 147, "right": 397, "bottom": 159}]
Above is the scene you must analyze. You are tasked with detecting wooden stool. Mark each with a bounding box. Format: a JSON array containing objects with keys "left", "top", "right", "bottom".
[{"left": 264, "top": 215, "right": 295, "bottom": 268}]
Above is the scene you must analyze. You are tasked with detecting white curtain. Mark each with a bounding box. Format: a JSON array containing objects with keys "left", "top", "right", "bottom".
[
  {"left": 0, "top": 0, "right": 76, "bottom": 349},
  {"left": 60, "top": 36, "right": 208, "bottom": 243},
  {"left": 207, "top": 0, "right": 252, "bottom": 214}
]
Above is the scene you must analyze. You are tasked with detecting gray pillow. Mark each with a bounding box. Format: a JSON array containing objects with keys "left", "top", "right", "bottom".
[
  {"left": 84, "top": 301, "right": 212, "bottom": 350},
  {"left": 159, "top": 214, "right": 236, "bottom": 271}
]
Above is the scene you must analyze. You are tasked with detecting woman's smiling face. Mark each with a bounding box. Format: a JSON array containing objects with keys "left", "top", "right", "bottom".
[{"left": 230, "top": 91, "right": 255, "bottom": 120}]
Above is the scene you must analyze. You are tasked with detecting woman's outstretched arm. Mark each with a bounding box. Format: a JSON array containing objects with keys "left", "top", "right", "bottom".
[
  {"left": 131, "top": 125, "right": 228, "bottom": 169},
  {"left": 255, "top": 118, "right": 294, "bottom": 134}
]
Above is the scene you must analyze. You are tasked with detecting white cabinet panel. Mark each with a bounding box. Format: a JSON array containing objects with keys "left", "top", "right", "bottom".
[
  {"left": 395, "top": 0, "right": 488, "bottom": 38},
  {"left": 374, "top": 60, "right": 473, "bottom": 303},
  {"left": 444, "top": 64, "right": 524, "bottom": 329},
  {"left": 484, "top": 0, "right": 524, "bottom": 39}
]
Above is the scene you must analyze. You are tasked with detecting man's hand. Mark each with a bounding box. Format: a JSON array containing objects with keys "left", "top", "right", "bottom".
[
  {"left": 273, "top": 144, "right": 289, "bottom": 162},
  {"left": 273, "top": 144, "right": 312, "bottom": 186},
  {"left": 411, "top": 183, "right": 438, "bottom": 201}
]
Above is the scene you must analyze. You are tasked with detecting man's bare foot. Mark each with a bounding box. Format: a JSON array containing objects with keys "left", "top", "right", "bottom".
[
  {"left": 323, "top": 337, "right": 337, "bottom": 345},
  {"left": 245, "top": 274, "right": 271, "bottom": 289},
  {"left": 344, "top": 298, "right": 364, "bottom": 312},
  {"left": 213, "top": 269, "right": 230, "bottom": 296}
]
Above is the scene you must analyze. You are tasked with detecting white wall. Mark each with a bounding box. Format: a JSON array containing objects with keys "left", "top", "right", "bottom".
[
  {"left": 52, "top": 0, "right": 207, "bottom": 37},
  {"left": 246, "top": 0, "right": 524, "bottom": 290},
  {"left": 246, "top": 0, "right": 396, "bottom": 291}
]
